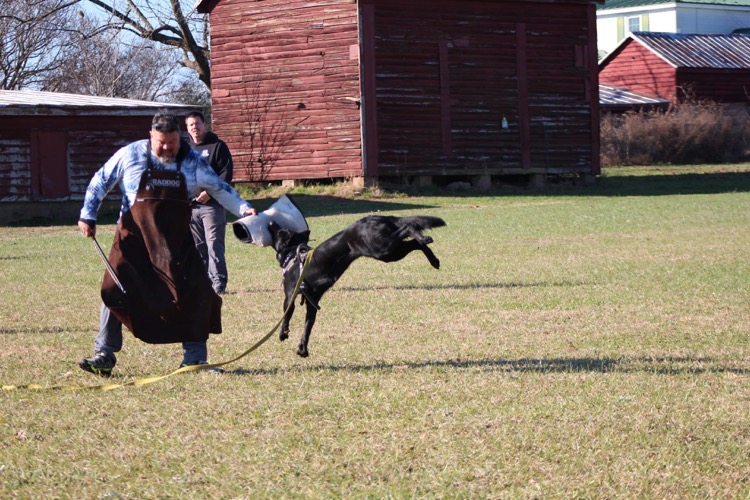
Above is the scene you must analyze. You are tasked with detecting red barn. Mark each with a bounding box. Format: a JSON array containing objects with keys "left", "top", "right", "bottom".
[
  {"left": 0, "top": 90, "right": 189, "bottom": 224},
  {"left": 197, "top": 0, "right": 604, "bottom": 187},
  {"left": 599, "top": 32, "right": 750, "bottom": 104}
]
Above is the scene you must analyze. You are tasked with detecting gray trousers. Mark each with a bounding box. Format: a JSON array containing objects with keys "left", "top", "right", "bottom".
[
  {"left": 96, "top": 303, "right": 208, "bottom": 364},
  {"left": 190, "top": 202, "right": 228, "bottom": 293}
]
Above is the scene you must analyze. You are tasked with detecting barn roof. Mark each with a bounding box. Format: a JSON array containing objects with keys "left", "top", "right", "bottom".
[
  {"left": 196, "top": 0, "right": 604, "bottom": 13},
  {"left": 0, "top": 90, "right": 191, "bottom": 116},
  {"left": 599, "top": 0, "right": 750, "bottom": 9},
  {"left": 599, "top": 83, "right": 670, "bottom": 110},
  {"left": 600, "top": 31, "right": 750, "bottom": 69},
  {"left": 195, "top": 0, "right": 218, "bottom": 13}
]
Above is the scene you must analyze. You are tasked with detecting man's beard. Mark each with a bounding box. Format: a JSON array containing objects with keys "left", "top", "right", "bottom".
[{"left": 156, "top": 155, "right": 176, "bottom": 165}]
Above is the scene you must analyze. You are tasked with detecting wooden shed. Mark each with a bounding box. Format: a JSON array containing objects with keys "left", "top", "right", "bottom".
[
  {"left": 599, "top": 83, "right": 670, "bottom": 113},
  {"left": 196, "top": 0, "right": 604, "bottom": 187},
  {"left": 0, "top": 90, "right": 189, "bottom": 224},
  {"left": 599, "top": 32, "right": 750, "bottom": 103}
]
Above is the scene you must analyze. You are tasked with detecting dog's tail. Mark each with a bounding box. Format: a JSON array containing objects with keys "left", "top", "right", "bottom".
[{"left": 397, "top": 216, "right": 446, "bottom": 231}]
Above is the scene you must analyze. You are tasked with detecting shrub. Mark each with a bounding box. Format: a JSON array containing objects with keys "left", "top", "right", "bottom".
[{"left": 601, "top": 100, "right": 750, "bottom": 166}]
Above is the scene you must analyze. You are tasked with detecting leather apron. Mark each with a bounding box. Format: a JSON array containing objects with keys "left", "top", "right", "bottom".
[{"left": 101, "top": 143, "right": 222, "bottom": 344}]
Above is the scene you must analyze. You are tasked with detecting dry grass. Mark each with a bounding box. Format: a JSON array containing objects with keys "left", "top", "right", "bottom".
[
  {"left": 240, "top": 178, "right": 391, "bottom": 202},
  {"left": 1, "top": 165, "right": 750, "bottom": 498},
  {"left": 601, "top": 100, "right": 750, "bottom": 166}
]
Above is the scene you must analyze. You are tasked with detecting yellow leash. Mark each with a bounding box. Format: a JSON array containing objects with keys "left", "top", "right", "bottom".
[{"left": 1, "top": 249, "right": 314, "bottom": 392}]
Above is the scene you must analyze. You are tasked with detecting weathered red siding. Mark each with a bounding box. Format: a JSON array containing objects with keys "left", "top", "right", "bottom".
[
  {"left": 208, "top": 0, "right": 362, "bottom": 182},
  {"left": 206, "top": 0, "right": 601, "bottom": 182},
  {"left": 0, "top": 116, "right": 148, "bottom": 202},
  {"left": 676, "top": 69, "right": 750, "bottom": 103},
  {"left": 599, "top": 42, "right": 677, "bottom": 100},
  {"left": 599, "top": 36, "right": 750, "bottom": 104},
  {"left": 365, "top": 0, "right": 599, "bottom": 177}
]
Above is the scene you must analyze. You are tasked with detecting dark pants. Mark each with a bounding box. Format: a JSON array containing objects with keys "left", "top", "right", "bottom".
[
  {"left": 190, "top": 202, "right": 228, "bottom": 293},
  {"left": 95, "top": 303, "right": 208, "bottom": 364}
]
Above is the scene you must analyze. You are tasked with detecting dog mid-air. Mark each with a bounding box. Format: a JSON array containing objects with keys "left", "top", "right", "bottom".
[{"left": 269, "top": 215, "right": 446, "bottom": 358}]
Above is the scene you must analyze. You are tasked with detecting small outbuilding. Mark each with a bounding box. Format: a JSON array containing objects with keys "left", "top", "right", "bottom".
[
  {"left": 0, "top": 90, "right": 189, "bottom": 224},
  {"left": 196, "top": 0, "right": 604, "bottom": 187},
  {"left": 599, "top": 83, "right": 670, "bottom": 113},
  {"left": 599, "top": 31, "right": 750, "bottom": 103}
]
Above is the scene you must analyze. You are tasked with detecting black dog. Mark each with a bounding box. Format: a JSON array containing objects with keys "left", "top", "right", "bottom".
[{"left": 269, "top": 215, "right": 446, "bottom": 357}]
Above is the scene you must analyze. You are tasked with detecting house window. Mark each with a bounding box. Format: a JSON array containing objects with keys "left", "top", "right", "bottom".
[{"left": 627, "top": 16, "right": 641, "bottom": 34}]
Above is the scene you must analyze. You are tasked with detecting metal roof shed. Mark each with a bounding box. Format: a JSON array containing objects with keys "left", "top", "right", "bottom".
[
  {"left": 599, "top": 32, "right": 750, "bottom": 103},
  {"left": 599, "top": 83, "right": 670, "bottom": 112},
  {"left": 0, "top": 90, "right": 190, "bottom": 224}
]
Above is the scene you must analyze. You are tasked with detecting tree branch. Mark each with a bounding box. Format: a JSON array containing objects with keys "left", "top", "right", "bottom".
[{"left": 83, "top": 0, "right": 212, "bottom": 89}]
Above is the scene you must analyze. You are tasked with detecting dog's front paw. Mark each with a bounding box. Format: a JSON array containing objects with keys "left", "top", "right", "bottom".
[
  {"left": 279, "top": 329, "right": 289, "bottom": 342},
  {"left": 296, "top": 345, "right": 309, "bottom": 358}
]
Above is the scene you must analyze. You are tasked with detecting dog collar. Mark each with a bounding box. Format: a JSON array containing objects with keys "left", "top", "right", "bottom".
[
  {"left": 281, "top": 253, "right": 296, "bottom": 275},
  {"left": 281, "top": 244, "right": 311, "bottom": 277}
]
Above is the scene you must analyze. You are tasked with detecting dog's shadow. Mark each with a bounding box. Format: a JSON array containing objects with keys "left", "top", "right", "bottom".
[
  {"left": 229, "top": 356, "right": 748, "bottom": 377},
  {"left": 334, "top": 279, "right": 588, "bottom": 293},
  {"left": 232, "top": 280, "right": 578, "bottom": 296}
]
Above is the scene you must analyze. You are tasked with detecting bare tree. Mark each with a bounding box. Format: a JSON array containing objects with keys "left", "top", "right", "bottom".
[
  {"left": 235, "top": 78, "right": 296, "bottom": 181},
  {"left": 0, "top": 0, "right": 78, "bottom": 89},
  {"left": 42, "top": 11, "right": 183, "bottom": 101},
  {"left": 83, "top": 0, "right": 211, "bottom": 88},
  {"left": 167, "top": 75, "right": 211, "bottom": 111}
]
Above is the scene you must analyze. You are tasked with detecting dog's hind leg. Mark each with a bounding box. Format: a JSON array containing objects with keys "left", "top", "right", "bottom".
[
  {"left": 395, "top": 224, "right": 440, "bottom": 268},
  {"left": 394, "top": 224, "right": 433, "bottom": 245},
  {"left": 420, "top": 245, "right": 440, "bottom": 269},
  {"left": 376, "top": 240, "right": 440, "bottom": 269}
]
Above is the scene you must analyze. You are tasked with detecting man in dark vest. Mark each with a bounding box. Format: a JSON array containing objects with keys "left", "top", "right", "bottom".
[
  {"left": 77, "top": 110, "right": 256, "bottom": 377},
  {"left": 186, "top": 110, "right": 233, "bottom": 295}
]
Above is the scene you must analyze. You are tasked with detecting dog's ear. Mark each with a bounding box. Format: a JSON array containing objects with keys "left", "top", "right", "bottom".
[
  {"left": 269, "top": 221, "right": 284, "bottom": 248},
  {"left": 283, "top": 229, "right": 311, "bottom": 249}
]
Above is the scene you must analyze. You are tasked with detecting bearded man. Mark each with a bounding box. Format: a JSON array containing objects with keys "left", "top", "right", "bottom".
[{"left": 77, "top": 110, "right": 256, "bottom": 377}]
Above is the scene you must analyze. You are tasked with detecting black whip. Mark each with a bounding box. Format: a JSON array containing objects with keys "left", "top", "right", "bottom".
[{"left": 92, "top": 236, "right": 126, "bottom": 295}]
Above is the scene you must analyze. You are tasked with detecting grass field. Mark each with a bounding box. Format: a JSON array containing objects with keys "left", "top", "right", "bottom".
[{"left": 1, "top": 165, "right": 749, "bottom": 498}]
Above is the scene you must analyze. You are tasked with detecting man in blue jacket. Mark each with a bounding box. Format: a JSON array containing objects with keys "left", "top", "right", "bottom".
[{"left": 77, "top": 110, "right": 256, "bottom": 377}]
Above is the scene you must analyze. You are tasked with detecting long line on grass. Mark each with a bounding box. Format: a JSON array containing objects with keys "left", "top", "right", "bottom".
[{"left": 1, "top": 248, "right": 315, "bottom": 392}]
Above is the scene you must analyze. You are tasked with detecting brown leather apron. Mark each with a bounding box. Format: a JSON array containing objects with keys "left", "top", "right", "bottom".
[{"left": 101, "top": 145, "right": 222, "bottom": 344}]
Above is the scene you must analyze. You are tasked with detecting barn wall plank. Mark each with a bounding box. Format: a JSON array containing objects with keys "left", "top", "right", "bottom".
[{"left": 210, "top": 0, "right": 362, "bottom": 182}]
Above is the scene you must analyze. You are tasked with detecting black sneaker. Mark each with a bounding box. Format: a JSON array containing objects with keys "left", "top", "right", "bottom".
[
  {"left": 79, "top": 352, "right": 116, "bottom": 377},
  {"left": 179, "top": 360, "right": 225, "bottom": 374}
]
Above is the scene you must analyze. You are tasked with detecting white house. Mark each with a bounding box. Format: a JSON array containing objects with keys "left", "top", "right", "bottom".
[{"left": 597, "top": 0, "right": 750, "bottom": 57}]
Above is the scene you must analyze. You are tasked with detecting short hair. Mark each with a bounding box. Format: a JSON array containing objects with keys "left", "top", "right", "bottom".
[
  {"left": 186, "top": 110, "right": 205, "bottom": 123},
  {"left": 151, "top": 110, "right": 181, "bottom": 133}
]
